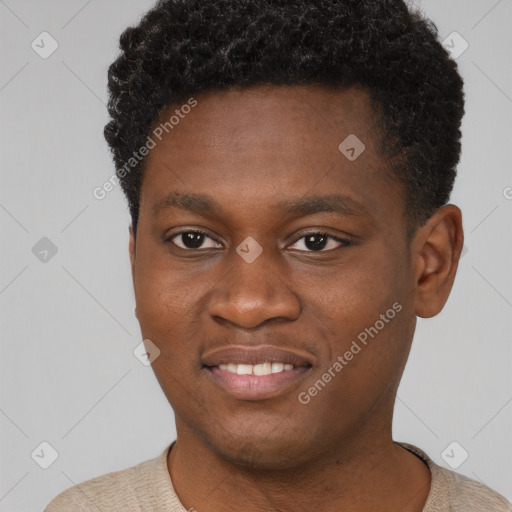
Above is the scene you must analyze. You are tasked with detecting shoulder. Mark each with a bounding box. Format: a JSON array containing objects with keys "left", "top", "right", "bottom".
[
  {"left": 435, "top": 464, "right": 512, "bottom": 511},
  {"left": 398, "top": 442, "right": 512, "bottom": 512},
  {"left": 44, "top": 446, "right": 173, "bottom": 512}
]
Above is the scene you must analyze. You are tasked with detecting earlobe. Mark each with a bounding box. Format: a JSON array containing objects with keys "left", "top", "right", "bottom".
[{"left": 412, "top": 205, "right": 464, "bottom": 318}]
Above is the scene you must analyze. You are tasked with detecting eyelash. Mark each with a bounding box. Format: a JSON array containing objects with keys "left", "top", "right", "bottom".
[{"left": 167, "top": 229, "right": 352, "bottom": 252}]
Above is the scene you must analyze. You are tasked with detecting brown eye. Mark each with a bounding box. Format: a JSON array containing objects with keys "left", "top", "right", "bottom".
[
  {"left": 288, "top": 233, "right": 350, "bottom": 252},
  {"left": 170, "top": 231, "right": 221, "bottom": 250}
]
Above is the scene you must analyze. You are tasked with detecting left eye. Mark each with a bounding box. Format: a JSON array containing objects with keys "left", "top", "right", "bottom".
[{"left": 288, "top": 234, "right": 349, "bottom": 252}]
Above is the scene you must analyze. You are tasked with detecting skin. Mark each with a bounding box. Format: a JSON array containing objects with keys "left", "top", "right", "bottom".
[{"left": 129, "top": 84, "right": 464, "bottom": 512}]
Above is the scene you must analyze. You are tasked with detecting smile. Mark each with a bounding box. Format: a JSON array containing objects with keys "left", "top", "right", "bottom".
[
  {"left": 217, "top": 362, "right": 295, "bottom": 375},
  {"left": 201, "top": 345, "right": 313, "bottom": 400}
]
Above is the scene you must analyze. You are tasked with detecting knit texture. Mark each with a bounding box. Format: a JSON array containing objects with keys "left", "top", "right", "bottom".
[{"left": 45, "top": 442, "right": 511, "bottom": 511}]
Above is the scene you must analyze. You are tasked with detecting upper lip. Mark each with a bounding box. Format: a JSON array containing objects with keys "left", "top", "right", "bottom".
[{"left": 201, "top": 344, "right": 313, "bottom": 368}]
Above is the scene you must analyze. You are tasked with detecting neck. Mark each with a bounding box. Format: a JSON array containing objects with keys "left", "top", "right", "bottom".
[{"left": 167, "top": 424, "right": 431, "bottom": 512}]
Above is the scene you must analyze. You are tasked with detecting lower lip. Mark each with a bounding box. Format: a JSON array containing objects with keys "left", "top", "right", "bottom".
[{"left": 206, "top": 366, "right": 311, "bottom": 400}]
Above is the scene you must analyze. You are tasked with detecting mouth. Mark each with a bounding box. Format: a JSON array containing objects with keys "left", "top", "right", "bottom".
[
  {"left": 217, "top": 362, "right": 295, "bottom": 375},
  {"left": 201, "top": 345, "right": 313, "bottom": 400}
]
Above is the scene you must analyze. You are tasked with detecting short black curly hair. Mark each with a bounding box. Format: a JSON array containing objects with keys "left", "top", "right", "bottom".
[{"left": 104, "top": 0, "right": 464, "bottom": 238}]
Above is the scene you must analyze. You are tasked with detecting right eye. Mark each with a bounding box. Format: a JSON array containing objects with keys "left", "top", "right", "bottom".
[{"left": 168, "top": 230, "right": 223, "bottom": 250}]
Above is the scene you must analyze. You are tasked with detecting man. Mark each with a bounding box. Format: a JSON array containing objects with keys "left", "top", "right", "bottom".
[{"left": 46, "top": 0, "right": 511, "bottom": 510}]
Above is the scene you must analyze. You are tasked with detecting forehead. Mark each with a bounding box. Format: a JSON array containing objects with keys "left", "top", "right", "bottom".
[
  {"left": 153, "top": 84, "right": 380, "bottom": 156},
  {"left": 140, "top": 84, "right": 401, "bottom": 223}
]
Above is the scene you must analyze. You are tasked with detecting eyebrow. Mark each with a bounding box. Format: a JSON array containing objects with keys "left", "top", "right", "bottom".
[
  {"left": 152, "top": 192, "right": 219, "bottom": 217},
  {"left": 152, "top": 192, "right": 369, "bottom": 218},
  {"left": 277, "top": 195, "right": 368, "bottom": 217}
]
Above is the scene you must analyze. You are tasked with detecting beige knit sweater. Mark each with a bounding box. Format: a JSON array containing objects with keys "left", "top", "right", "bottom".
[{"left": 45, "top": 442, "right": 511, "bottom": 511}]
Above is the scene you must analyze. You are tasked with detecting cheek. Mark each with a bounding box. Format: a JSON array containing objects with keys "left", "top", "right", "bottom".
[
  {"left": 297, "top": 249, "right": 402, "bottom": 330},
  {"left": 132, "top": 247, "right": 222, "bottom": 385},
  {"left": 294, "top": 250, "right": 412, "bottom": 399},
  {"left": 133, "top": 258, "right": 207, "bottom": 407},
  {"left": 133, "top": 245, "right": 204, "bottom": 328}
]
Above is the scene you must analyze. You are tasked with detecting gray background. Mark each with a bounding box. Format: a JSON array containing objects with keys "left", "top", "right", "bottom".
[{"left": 1, "top": 0, "right": 511, "bottom": 510}]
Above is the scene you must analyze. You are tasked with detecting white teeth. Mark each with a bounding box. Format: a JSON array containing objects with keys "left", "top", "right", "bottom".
[
  {"left": 253, "top": 362, "right": 272, "bottom": 376},
  {"left": 218, "top": 362, "right": 295, "bottom": 375},
  {"left": 236, "top": 364, "right": 253, "bottom": 375},
  {"left": 271, "top": 362, "right": 284, "bottom": 373}
]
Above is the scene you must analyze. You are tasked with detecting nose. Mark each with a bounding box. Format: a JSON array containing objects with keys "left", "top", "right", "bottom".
[{"left": 207, "top": 250, "right": 301, "bottom": 330}]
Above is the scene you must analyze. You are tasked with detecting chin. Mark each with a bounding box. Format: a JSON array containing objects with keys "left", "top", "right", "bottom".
[{"left": 206, "top": 430, "right": 314, "bottom": 471}]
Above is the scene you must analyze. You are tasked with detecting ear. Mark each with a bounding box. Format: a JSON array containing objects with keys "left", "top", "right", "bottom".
[
  {"left": 129, "top": 225, "right": 138, "bottom": 318},
  {"left": 411, "top": 204, "right": 464, "bottom": 318},
  {"left": 129, "top": 224, "right": 136, "bottom": 283}
]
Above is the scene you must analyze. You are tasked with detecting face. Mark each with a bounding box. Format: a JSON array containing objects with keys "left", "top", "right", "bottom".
[{"left": 130, "top": 85, "right": 420, "bottom": 468}]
